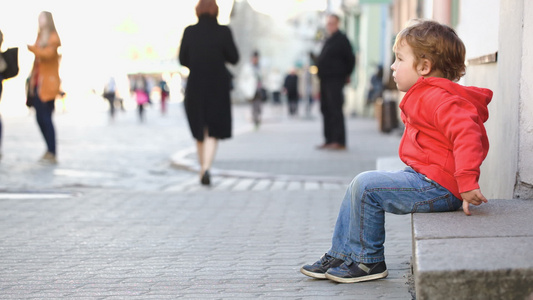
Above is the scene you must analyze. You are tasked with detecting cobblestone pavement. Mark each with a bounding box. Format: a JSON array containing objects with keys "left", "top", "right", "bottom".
[
  {"left": 0, "top": 189, "right": 412, "bottom": 299},
  {"left": 0, "top": 100, "right": 413, "bottom": 299}
]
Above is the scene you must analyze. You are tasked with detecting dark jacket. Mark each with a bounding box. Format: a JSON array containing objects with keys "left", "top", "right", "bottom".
[
  {"left": 179, "top": 15, "right": 239, "bottom": 141},
  {"left": 283, "top": 74, "right": 299, "bottom": 100},
  {"left": 316, "top": 30, "right": 355, "bottom": 81}
]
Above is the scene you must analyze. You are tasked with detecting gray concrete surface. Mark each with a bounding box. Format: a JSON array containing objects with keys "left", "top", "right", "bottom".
[
  {"left": 412, "top": 200, "right": 533, "bottom": 300},
  {"left": 0, "top": 101, "right": 414, "bottom": 299}
]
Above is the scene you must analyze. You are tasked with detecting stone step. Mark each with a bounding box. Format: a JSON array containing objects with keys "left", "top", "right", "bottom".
[{"left": 412, "top": 199, "right": 533, "bottom": 300}]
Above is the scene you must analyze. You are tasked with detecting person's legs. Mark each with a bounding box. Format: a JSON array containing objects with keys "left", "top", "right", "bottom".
[
  {"left": 105, "top": 94, "right": 115, "bottom": 119},
  {"left": 327, "top": 79, "right": 346, "bottom": 147},
  {"left": 138, "top": 103, "right": 144, "bottom": 122},
  {"left": 288, "top": 98, "right": 298, "bottom": 115},
  {"left": 319, "top": 80, "right": 331, "bottom": 146},
  {"left": 302, "top": 168, "right": 462, "bottom": 282},
  {"left": 252, "top": 98, "right": 262, "bottom": 128},
  {"left": 272, "top": 91, "right": 281, "bottom": 105},
  {"left": 161, "top": 98, "right": 167, "bottom": 115},
  {"left": 33, "top": 97, "right": 56, "bottom": 156},
  {"left": 41, "top": 101, "right": 56, "bottom": 155},
  {"left": 33, "top": 95, "right": 46, "bottom": 137},
  {"left": 198, "top": 128, "right": 217, "bottom": 185},
  {"left": 196, "top": 140, "right": 205, "bottom": 169},
  {"left": 202, "top": 136, "right": 218, "bottom": 172},
  {"left": 329, "top": 168, "right": 461, "bottom": 263},
  {"left": 0, "top": 114, "right": 2, "bottom": 155},
  {"left": 0, "top": 82, "right": 2, "bottom": 154}
]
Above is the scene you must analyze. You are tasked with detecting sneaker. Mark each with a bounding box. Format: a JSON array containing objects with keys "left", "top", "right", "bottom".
[
  {"left": 325, "top": 261, "right": 388, "bottom": 283},
  {"left": 300, "top": 253, "right": 344, "bottom": 279}
]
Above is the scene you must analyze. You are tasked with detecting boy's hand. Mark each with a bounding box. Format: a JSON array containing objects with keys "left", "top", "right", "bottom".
[{"left": 461, "top": 189, "right": 488, "bottom": 216}]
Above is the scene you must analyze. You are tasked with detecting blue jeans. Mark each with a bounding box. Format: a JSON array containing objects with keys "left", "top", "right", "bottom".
[
  {"left": 328, "top": 168, "right": 462, "bottom": 264},
  {"left": 32, "top": 95, "right": 56, "bottom": 155}
]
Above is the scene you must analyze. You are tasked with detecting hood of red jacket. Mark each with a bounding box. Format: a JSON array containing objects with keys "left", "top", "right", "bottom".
[{"left": 420, "top": 77, "right": 492, "bottom": 122}]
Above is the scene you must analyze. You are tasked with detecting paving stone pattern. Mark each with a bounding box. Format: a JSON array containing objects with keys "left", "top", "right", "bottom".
[
  {"left": 0, "top": 189, "right": 412, "bottom": 299},
  {"left": 0, "top": 102, "right": 412, "bottom": 299}
]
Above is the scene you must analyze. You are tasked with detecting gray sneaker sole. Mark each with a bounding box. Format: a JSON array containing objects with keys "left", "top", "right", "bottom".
[
  {"left": 325, "top": 269, "right": 388, "bottom": 283},
  {"left": 300, "top": 267, "right": 327, "bottom": 279}
]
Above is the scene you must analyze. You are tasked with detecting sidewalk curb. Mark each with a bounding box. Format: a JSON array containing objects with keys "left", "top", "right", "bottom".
[
  {"left": 169, "top": 116, "right": 349, "bottom": 184},
  {"left": 170, "top": 146, "right": 349, "bottom": 184}
]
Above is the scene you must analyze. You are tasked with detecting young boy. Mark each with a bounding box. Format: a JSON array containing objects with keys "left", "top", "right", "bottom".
[{"left": 300, "top": 19, "right": 492, "bottom": 284}]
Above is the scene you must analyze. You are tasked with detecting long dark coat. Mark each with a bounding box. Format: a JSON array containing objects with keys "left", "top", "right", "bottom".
[{"left": 179, "top": 15, "right": 239, "bottom": 141}]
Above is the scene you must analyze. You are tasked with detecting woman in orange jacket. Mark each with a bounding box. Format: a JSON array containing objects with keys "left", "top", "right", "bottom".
[{"left": 27, "top": 11, "right": 61, "bottom": 164}]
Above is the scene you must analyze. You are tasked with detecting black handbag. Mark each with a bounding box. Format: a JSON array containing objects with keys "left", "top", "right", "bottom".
[{"left": 1, "top": 48, "right": 19, "bottom": 79}]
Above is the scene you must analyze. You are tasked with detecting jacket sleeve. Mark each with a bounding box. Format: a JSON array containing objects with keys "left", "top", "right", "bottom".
[
  {"left": 222, "top": 27, "right": 239, "bottom": 65},
  {"left": 341, "top": 35, "right": 356, "bottom": 77},
  {"left": 28, "top": 34, "right": 60, "bottom": 61},
  {"left": 178, "top": 27, "right": 190, "bottom": 67},
  {"left": 433, "top": 97, "right": 487, "bottom": 193}
]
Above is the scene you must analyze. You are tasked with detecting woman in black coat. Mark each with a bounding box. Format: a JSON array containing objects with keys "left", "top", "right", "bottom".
[{"left": 179, "top": 0, "right": 239, "bottom": 185}]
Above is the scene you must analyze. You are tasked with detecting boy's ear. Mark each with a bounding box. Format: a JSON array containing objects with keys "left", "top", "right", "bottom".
[{"left": 417, "top": 59, "right": 433, "bottom": 76}]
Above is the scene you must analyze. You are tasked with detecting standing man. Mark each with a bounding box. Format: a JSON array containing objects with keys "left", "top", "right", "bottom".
[{"left": 316, "top": 14, "right": 355, "bottom": 150}]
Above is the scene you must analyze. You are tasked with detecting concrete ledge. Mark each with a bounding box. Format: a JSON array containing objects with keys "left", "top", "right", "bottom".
[{"left": 412, "top": 199, "right": 533, "bottom": 300}]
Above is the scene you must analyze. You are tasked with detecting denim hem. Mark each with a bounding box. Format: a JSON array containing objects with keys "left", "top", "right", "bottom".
[{"left": 327, "top": 250, "right": 385, "bottom": 264}]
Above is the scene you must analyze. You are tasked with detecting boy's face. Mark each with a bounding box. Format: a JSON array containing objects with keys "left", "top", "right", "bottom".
[{"left": 391, "top": 41, "right": 422, "bottom": 92}]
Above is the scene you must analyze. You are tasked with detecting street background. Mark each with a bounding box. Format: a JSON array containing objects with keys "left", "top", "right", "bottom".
[{"left": 0, "top": 101, "right": 413, "bottom": 299}]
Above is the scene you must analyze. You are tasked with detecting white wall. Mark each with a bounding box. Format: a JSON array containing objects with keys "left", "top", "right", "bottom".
[
  {"left": 517, "top": 0, "right": 533, "bottom": 198},
  {"left": 456, "top": 0, "right": 499, "bottom": 60},
  {"left": 456, "top": 0, "right": 509, "bottom": 199}
]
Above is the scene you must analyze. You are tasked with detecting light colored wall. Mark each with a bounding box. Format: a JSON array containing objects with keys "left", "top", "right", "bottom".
[
  {"left": 463, "top": 64, "right": 504, "bottom": 199},
  {"left": 457, "top": 0, "right": 520, "bottom": 200},
  {"left": 517, "top": 0, "right": 533, "bottom": 198},
  {"left": 455, "top": 0, "right": 499, "bottom": 60},
  {"left": 466, "top": 0, "right": 533, "bottom": 199}
]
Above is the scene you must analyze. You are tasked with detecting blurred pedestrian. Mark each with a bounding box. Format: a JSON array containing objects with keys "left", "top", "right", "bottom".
[
  {"left": 364, "top": 65, "right": 383, "bottom": 117},
  {"left": 179, "top": 0, "right": 239, "bottom": 185},
  {"left": 238, "top": 51, "right": 264, "bottom": 129},
  {"left": 103, "top": 76, "right": 117, "bottom": 120},
  {"left": 27, "top": 11, "right": 61, "bottom": 164},
  {"left": 315, "top": 14, "right": 355, "bottom": 151},
  {"left": 303, "top": 54, "right": 319, "bottom": 118},
  {"left": 131, "top": 74, "right": 150, "bottom": 122},
  {"left": 158, "top": 77, "right": 169, "bottom": 115},
  {"left": 283, "top": 68, "right": 299, "bottom": 116},
  {"left": 266, "top": 68, "right": 283, "bottom": 105}
]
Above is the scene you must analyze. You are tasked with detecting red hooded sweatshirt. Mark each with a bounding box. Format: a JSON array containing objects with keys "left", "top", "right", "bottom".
[{"left": 399, "top": 77, "right": 492, "bottom": 199}]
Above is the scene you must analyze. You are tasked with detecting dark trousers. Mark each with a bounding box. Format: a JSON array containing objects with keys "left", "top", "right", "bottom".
[
  {"left": 104, "top": 92, "right": 116, "bottom": 118},
  {"left": 320, "top": 78, "right": 346, "bottom": 146},
  {"left": 0, "top": 81, "right": 3, "bottom": 150},
  {"left": 32, "top": 95, "right": 56, "bottom": 154},
  {"left": 272, "top": 91, "right": 281, "bottom": 104},
  {"left": 138, "top": 103, "right": 145, "bottom": 122},
  {"left": 288, "top": 98, "right": 299, "bottom": 115}
]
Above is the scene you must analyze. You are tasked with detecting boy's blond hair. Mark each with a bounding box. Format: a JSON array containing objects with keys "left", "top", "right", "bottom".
[{"left": 393, "top": 19, "right": 466, "bottom": 82}]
